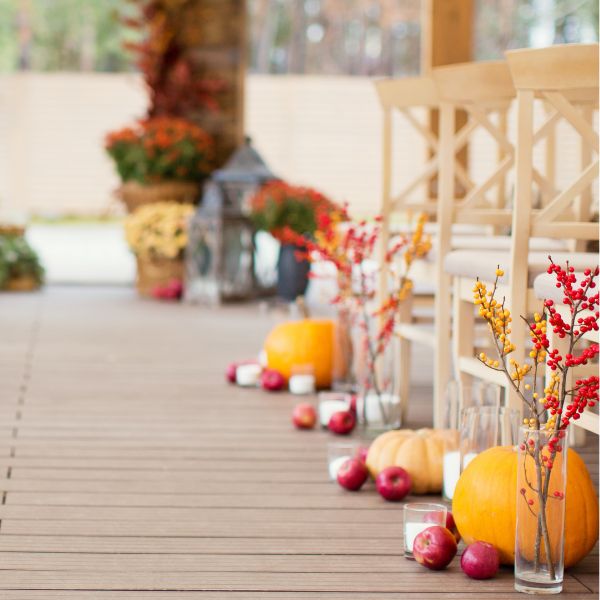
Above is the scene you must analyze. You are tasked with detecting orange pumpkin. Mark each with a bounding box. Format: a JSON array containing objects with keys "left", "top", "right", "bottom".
[
  {"left": 366, "top": 428, "right": 456, "bottom": 494},
  {"left": 264, "top": 319, "right": 334, "bottom": 388},
  {"left": 452, "top": 446, "right": 599, "bottom": 567}
]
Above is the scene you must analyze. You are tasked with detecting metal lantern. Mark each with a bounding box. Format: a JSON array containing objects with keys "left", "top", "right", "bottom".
[{"left": 185, "top": 137, "right": 278, "bottom": 303}]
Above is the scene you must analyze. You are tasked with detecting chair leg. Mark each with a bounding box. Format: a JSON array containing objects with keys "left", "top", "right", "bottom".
[
  {"left": 433, "top": 273, "right": 452, "bottom": 428},
  {"left": 452, "top": 277, "right": 474, "bottom": 396}
]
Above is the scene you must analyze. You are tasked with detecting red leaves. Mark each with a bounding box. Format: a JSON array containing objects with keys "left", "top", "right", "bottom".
[{"left": 121, "top": 0, "right": 225, "bottom": 117}]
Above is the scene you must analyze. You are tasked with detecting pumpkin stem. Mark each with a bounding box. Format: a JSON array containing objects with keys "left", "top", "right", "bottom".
[{"left": 296, "top": 296, "right": 310, "bottom": 319}]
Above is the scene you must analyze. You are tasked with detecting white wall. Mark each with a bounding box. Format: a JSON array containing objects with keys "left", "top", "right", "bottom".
[{"left": 0, "top": 72, "right": 593, "bottom": 220}]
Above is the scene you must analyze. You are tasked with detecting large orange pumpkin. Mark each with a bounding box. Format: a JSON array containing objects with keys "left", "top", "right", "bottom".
[
  {"left": 366, "top": 428, "right": 456, "bottom": 494},
  {"left": 264, "top": 319, "right": 334, "bottom": 388},
  {"left": 453, "top": 446, "right": 599, "bottom": 568}
]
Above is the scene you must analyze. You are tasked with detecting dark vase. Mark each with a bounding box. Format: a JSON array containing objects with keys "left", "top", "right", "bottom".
[{"left": 277, "top": 244, "right": 310, "bottom": 301}]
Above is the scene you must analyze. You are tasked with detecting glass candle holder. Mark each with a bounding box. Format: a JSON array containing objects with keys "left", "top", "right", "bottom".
[
  {"left": 289, "top": 364, "right": 316, "bottom": 395},
  {"left": 403, "top": 503, "right": 447, "bottom": 559},
  {"left": 459, "top": 405, "right": 520, "bottom": 471},
  {"left": 235, "top": 363, "right": 262, "bottom": 387},
  {"left": 327, "top": 441, "right": 360, "bottom": 481},
  {"left": 318, "top": 391, "right": 351, "bottom": 428}
]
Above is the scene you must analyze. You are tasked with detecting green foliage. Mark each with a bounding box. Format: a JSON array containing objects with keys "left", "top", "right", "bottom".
[
  {"left": 0, "top": 0, "right": 136, "bottom": 72},
  {"left": 0, "top": 235, "right": 44, "bottom": 288}
]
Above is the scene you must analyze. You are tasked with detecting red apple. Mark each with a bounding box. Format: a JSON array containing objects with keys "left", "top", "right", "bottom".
[
  {"left": 292, "top": 403, "right": 317, "bottom": 429},
  {"left": 424, "top": 510, "right": 460, "bottom": 543},
  {"left": 356, "top": 445, "right": 369, "bottom": 464},
  {"left": 348, "top": 394, "right": 358, "bottom": 414},
  {"left": 336, "top": 458, "right": 369, "bottom": 491},
  {"left": 328, "top": 410, "right": 356, "bottom": 435},
  {"left": 225, "top": 362, "right": 238, "bottom": 383},
  {"left": 261, "top": 368, "right": 286, "bottom": 392},
  {"left": 375, "top": 466, "right": 411, "bottom": 501},
  {"left": 413, "top": 525, "right": 458, "bottom": 570},
  {"left": 165, "top": 279, "right": 183, "bottom": 299},
  {"left": 445, "top": 512, "right": 461, "bottom": 543},
  {"left": 461, "top": 541, "right": 500, "bottom": 580}
]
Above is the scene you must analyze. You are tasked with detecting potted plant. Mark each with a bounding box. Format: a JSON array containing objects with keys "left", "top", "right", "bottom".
[
  {"left": 249, "top": 181, "right": 339, "bottom": 301},
  {"left": 124, "top": 201, "right": 194, "bottom": 297},
  {"left": 105, "top": 116, "right": 214, "bottom": 213},
  {"left": 0, "top": 227, "right": 44, "bottom": 292}
]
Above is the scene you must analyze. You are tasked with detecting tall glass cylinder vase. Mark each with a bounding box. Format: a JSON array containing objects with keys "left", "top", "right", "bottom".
[
  {"left": 354, "top": 318, "right": 401, "bottom": 434},
  {"left": 515, "top": 426, "right": 567, "bottom": 595}
]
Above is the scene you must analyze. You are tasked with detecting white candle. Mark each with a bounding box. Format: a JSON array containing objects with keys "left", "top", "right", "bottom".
[
  {"left": 443, "top": 450, "right": 460, "bottom": 500},
  {"left": 404, "top": 522, "right": 432, "bottom": 553},
  {"left": 319, "top": 399, "right": 349, "bottom": 427},
  {"left": 462, "top": 451, "right": 478, "bottom": 469},
  {"left": 289, "top": 374, "right": 316, "bottom": 395},
  {"left": 236, "top": 364, "right": 261, "bottom": 387},
  {"left": 328, "top": 455, "right": 350, "bottom": 480}
]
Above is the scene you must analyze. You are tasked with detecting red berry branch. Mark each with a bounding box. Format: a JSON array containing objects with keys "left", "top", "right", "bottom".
[{"left": 475, "top": 258, "right": 599, "bottom": 578}]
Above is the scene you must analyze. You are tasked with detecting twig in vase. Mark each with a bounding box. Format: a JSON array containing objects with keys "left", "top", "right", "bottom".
[{"left": 473, "top": 260, "right": 599, "bottom": 579}]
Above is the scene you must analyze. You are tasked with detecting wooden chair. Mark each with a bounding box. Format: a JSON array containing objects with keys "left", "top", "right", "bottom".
[
  {"left": 375, "top": 77, "right": 440, "bottom": 425},
  {"left": 375, "top": 76, "right": 494, "bottom": 424},
  {"left": 446, "top": 44, "right": 599, "bottom": 412},
  {"left": 431, "top": 61, "right": 516, "bottom": 426}
]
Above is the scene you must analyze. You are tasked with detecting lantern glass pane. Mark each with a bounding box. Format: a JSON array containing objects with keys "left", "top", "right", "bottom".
[
  {"left": 185, "top": 218, "right": 220, "bottom": 303},
  {"left": 221, "top": 223, "right": 254, "bottom": 296}
]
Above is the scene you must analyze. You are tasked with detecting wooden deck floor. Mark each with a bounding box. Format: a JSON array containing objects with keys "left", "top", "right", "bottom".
[{"left": 0, "top": 287, "right": 597, "bottom": 599}]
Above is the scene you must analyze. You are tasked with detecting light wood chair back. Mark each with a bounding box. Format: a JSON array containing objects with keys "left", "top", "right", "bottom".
[
  {"left": 375, "top": 76, "right": 440, "bottom": 223},
  {"left": 504, "top": 43, "right": 599, "bottom": 410},
  {"left": 429, "top": 60, "right": 516, "bottom": 425},
  {"left": 374, "top": 76, "right": 440, "bottom": 425}
]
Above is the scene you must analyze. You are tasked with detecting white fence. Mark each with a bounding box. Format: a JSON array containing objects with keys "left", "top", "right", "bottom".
[{"left": 0, "top": 72, "right": 591, "bottom": 220}]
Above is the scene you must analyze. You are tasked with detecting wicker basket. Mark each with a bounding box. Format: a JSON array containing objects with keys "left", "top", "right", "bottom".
[
  {"left": 4, "top": 275, "right": 40, "bottom": 292},
  {"left": 118, "top": 181, "right": 200, "bottom": 213},
  {"left": 136, "top": 256, "right": 185, "bottom": 297}
]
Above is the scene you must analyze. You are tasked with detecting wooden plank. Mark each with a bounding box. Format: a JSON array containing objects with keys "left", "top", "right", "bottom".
[
  {"left": 0, "top": 518, "right": 405, "bottom": 538},
  {"left": 0, "top": 506, "right": 401, "bottom": 523},
  {"left": 2, "top": 592, "right": 593, "bottom": 600},
  {"left": 0, "top": 570, "right": 590, "bottom": 593}
]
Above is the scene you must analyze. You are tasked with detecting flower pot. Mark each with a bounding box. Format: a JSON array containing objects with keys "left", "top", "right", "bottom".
[
  {"left": 4, "top": 275, "right": 40, "bottom": 292},
  {"left": 118, "top": 181, "right": 200, "bottom": 213},
  {"left": 135, "top": 255, "right": 184, "bottom": 297},
  {"left": 276, "top": 244, "right": 310, "bottom": 302}
]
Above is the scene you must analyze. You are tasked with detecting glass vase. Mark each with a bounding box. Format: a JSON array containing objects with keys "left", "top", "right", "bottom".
[
  {"left": 354, "top": 318, "right": 401, "bottom": 434},
  {"left": 515, "top": 426, "right": 568, "bottom": 595},
  {"left": 331, "top": 307, "right": 357, "bottom": 393}
]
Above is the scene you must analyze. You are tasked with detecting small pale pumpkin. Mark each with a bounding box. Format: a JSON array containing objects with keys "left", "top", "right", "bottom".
[
  {"left": 366, "top": 428, "right": 455, "bottom": 494},
  {"left": 264, "top": 319, "right": 334, "bottom": 388},
  {"left": 452, "top": 446, "right": 599, "bottom": 567}
]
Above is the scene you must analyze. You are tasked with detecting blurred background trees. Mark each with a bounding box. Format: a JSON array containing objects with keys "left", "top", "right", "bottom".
[{"left": 0, "top": 0, "right": 597, "bottom": 75}]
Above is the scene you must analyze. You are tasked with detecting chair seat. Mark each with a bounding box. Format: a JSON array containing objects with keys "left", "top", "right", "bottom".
[
  {"left": 444, "top": 250, "right": 597, "bottom": 286},
  {"left": 533, "top": 270, "right": 599, "bottom": 303},
  {"left": 425, "top": 235, "right": 567, "bottom": 262}
]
